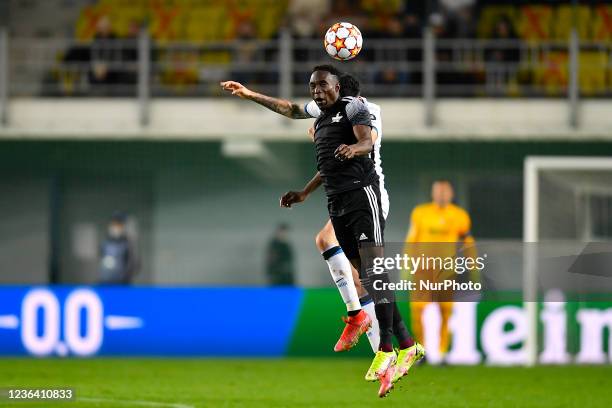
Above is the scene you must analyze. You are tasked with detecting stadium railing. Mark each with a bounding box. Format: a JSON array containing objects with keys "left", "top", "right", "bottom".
[{"left": 1, "top": 27, "right": 611, "bottom": 127}]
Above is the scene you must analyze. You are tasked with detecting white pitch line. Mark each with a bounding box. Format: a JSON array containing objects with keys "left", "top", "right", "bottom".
[{"left": 79, "top": 397, "right": 195, "bottom": 408}]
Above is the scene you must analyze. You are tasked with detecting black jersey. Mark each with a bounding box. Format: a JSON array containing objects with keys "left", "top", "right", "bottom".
[{"left": 313, "top": 97, "right": 377, "bottom": 196}]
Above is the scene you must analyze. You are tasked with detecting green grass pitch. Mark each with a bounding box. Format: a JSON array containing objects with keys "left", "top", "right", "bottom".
[{"left": 1, "top": 358, "right": 610, "bottom": 407}]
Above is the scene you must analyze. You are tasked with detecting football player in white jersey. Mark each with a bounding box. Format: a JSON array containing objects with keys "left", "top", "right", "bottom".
[{"left": 221, "top": 74, "right": 387, "bottom": 354}]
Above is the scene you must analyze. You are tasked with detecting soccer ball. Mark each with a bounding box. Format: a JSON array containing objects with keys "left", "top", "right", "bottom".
[{"left": 324, "top": 22, "right": 363, "bottom": 61}]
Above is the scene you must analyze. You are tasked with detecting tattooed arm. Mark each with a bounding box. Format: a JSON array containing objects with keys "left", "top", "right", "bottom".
[{"left": 220, "top": 81, "right": 311, "bottom": 119}]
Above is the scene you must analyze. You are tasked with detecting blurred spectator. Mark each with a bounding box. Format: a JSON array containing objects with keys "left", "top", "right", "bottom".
[
  {"left": 328, "top": 0, "right": 368, "bottom": 31},
  {"left": 431, "top": 13, "right": 453, "bottom": 64},
  {"left": 99, "top": 212, "right": 139, "bottom": 285},
  {"left": 485, "top": 16, "right": 521, "bottom": 92},
  {"left": 370, "top": 16, "right": 410, "bottom": 89},
  {"left": 265, "top": 223, "right": 295, "bottom": 286},
  {"left": 119, "top": 20, "right": 140, "bottom": 89},
  {"left": 438, "top": 0, "right": 476, "bottom": 38},
  {"left": 231, "top": 20, "right": 261, "bottom": 85},
  {"left": 439, "top": 0, "right": 475, "bottom": 16},
  {"left": 487, "top": 16, "right": 520, "bottom": 63},
  {"left": 375, "top": 68, "right": 410, "bottom": 95},
  {"left": 89, "top": 16, "right": 121, "bottom": 94},
  {"left": 287, "top": 0, "right": 331, "bottom": 63},
  {"left": 403, "top": 13, "right": 422, "bottom": 39},
  {"left": 287, "top": 0, "right": 330, "bottom": 39},
  {"left": 56, "top": 41, "right": 90, "bottom": 96},
  {"left": 448, "top": 7, "right": 477, "bottom": 38},
  {"left": 403, "top": 13, "right": 423, "bottom": 84},
  {"left": 431, "top": 13, "right": 480, "bottom": 94}
]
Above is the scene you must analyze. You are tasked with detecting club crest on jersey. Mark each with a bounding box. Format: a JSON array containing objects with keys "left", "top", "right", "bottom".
[{"left": 331, "top": 112, "right": 343, "bottom": 123}]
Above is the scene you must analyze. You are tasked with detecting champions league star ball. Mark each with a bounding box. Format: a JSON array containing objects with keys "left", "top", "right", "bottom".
[{"left": 324, "top": 22, "right": 363, "bottom": 61}]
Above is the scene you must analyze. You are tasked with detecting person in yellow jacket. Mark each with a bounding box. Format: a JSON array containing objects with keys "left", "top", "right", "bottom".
[{"left": 404, "top": 180, "right": 476, "bottom": 360}]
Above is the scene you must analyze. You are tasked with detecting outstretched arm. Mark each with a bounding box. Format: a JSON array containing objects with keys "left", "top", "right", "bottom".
[
  {"left": 220, "top": 81, "right": 310, "bottom": 119},
  {"left": 279, "top": 172, "right": 322, "bottom": 208}
]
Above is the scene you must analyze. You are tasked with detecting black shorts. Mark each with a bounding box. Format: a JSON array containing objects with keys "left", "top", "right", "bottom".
[{"left": 328, "top": 183, "right": 385, "bottom": 260}]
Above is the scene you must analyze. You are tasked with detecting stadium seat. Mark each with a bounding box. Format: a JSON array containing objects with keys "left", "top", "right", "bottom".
[
  {"left": 74, "top": 0, "right": 286, "bottom": 42},
  {"left": 536, "top": 51, "right": 568, "bottom": 95},
  {"left": 185, "top": 8, "right": 229, "bottom": 42},
  {"left": 255, "top": 2, "right": 289, "bottom": 39},
  {"left": 579, "top": 51, "right": 607, "bottom": 96},
  {"left": 517, "top": 5, "right": 553, "bottom": 42},
  {"left": 360, "top": 0, "right": 403, "bottom": 16},
  {"left": 593, "top": 5, "right": 612, "bottom": 41},
  {"left": 149, "top": 3, "right": 185, "bottom": 42},
  {"left": 552, "top": 5, "right": 592, "bottom": 41}
]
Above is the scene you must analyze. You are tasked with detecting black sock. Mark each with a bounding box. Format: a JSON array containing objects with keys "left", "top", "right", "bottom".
[
  {"left": 358, "top": 244, "right": 396, "bottom": 352},
  {"left": 375, "top": 302, "right": 395, "bottom": 351},
  {"left": 347, "top": 310, "right": 360, "bottom": 317},
  {"left": 361, "top": 272, "right": 396, "bottom": 351},
  {"left": 392, "top": 303, "right": 415, "bottom": 349}
]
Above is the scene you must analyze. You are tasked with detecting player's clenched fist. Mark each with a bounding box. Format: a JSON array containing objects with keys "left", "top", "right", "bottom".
[
  {"left": 334, "top": 144, "right": 357, "bottom": 161},
  {"left": 220, "top": 81, "right": 252, "bottom": 98},
  {"left": 280, "top": 190, "right": 307, "bottom": 208}
]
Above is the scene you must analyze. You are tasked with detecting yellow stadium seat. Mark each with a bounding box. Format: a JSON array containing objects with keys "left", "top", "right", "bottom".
[
  {"left": 536, "top": 51, "right": 568, "bottom": 96},
  {"left": 579, "top": 51, "right": 607, "bottom": 96},
  {"left": 608, "top": 68, "right": 612, "bottom": 95},
  {"left": 552, "top": 5, "right": 592, "bottom": 41},
  {"left": 517, "top": 5, "right": 553, "bottom": 42},
  {"left": 201, "top": 50, "right": 231, "bottom": 64},
  {"left": 593, "top": 5, "right": 612, "bottom": 41},
  {"left": 192, "top": 6, "right": 230, "bottom": 41},
  {"left": 74, "top": 0, "right": 288, "bottom": 41},
  {"left": 149, "top": 3, "right": 186, "bottom": 41},
  {"left": 255, "top": 2, "right": 288, "bottom": 39},
  {"left": 185, "top": 15, "right": 207, "bottom": 42},
  {"left": 360, "top": 0, "right": 403, "bottom": 14}
]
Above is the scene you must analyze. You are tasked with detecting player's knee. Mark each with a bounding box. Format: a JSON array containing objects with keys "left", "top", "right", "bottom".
[
  {"left": 315, "top": 229, "right": 334, "bottom": 252},
  {"left": 314, "top": 231, "right": 326, "bottom": 252}
]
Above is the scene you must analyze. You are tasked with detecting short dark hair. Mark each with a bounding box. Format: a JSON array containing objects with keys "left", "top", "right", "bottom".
[
  {"left": 339, "top": 73, "right": 360, "bottom": 97},
  {"left": 312, "top": 64, "right": 342, "bottom": 80},
  {"left": 110, "top": 211, "right": 128, "bottom": 224}
]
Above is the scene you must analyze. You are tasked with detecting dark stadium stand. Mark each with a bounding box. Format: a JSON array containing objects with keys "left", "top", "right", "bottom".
[{"left": 4, "top": 1, "right": 612, "bottom": 97}]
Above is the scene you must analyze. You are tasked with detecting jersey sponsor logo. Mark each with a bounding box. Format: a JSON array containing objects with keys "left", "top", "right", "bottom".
[
  {"left": 370, "top": 114, "right": 376, "bottom": 121},
  {"left": 331, "top": 112, "right": 343, "bottom": 123}
]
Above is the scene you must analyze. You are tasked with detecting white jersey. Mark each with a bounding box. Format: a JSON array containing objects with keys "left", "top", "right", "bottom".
[{"left": 304, "top": 97, "right": 389, "bottom": 219}]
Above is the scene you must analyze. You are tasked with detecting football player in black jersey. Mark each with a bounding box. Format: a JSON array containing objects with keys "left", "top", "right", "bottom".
[
  {"left": 221, "top": 74, "right": 379, "bottom": 354},
  {"left": 222, "top": 66, "right": 422, "bottom": 397}
]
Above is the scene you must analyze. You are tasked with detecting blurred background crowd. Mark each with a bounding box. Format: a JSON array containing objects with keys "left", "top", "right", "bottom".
[{"left": 3, "top": 0, "right": 612, "bottom": 97}]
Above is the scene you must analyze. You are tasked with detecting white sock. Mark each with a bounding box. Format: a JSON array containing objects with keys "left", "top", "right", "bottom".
[
  {"left": 361, "top": 298, "right": 381, "bottom": 353},
  {"left": 323, "top": 246, "right": 361, "bottom": 312}
]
